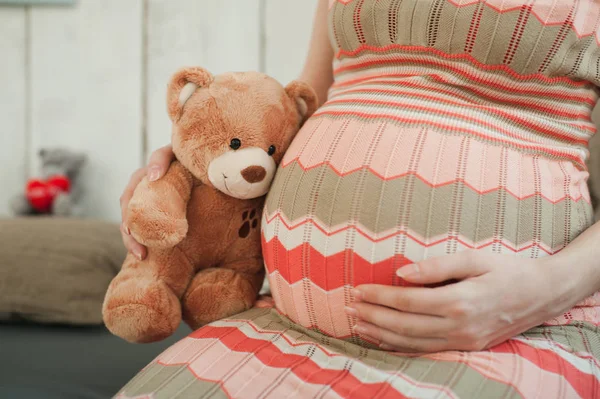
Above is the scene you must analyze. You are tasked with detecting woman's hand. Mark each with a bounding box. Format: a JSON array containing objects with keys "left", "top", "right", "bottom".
[
  {"left": 345, "top": 250, "right": 580, "bottom": 353},
  {"left": 119, "top": 145, "right": 175, "bottom": 260}
]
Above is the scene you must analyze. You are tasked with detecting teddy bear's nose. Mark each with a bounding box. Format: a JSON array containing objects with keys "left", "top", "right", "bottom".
[{"left": 241, "top": 166, "right": 267, "bottom": 183}]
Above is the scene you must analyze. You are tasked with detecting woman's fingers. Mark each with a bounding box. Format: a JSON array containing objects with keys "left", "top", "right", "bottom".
[
  {"left": 147, "top": 145, "right": 175, "bottom": 182},
  {"left": 354, "top": 321, "right": 448, "bottom": 353},
  {"left": 395, "top": 251, "right": 491, "bottom": 285},
  {"left": 354, "top": 284, "right": 456, "bottom": 317},
  {"left": 119, "top": 167, "right": 147, "bottom": 259},
  {"left": 120, "top": 223, "right": 147, "bottom": 261},
  {"left": 345, "top": 302, "right": 454, "bottom": 338},
  {"left": 120, "top": 167, "right": 147, "bottom": 223}
]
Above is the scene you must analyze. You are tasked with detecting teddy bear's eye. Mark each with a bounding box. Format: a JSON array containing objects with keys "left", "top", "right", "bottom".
[
  {"left": 230, "top": 138, "right": 242, "bottom": 150},
  {"left": 268, "top": 145, "right": 276, "bottom": 156}
]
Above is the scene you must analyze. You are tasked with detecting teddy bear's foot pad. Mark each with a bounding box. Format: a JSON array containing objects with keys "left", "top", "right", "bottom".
[{"left": 103, "top": 280, "right": 182, "bottom": 343}]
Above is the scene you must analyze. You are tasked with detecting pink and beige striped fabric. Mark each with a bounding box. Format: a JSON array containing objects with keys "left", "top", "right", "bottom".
[
  {"left": 119, "top": 307, "right": 600, "bottom": 399},
  {"left": 118, "top": 1, "right": 600, "bottom": 397},
  {"left": 266, "top": 0, "right": 599, "bottom": 343}
]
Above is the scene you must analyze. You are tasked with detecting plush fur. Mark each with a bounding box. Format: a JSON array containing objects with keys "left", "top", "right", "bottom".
[{"left": 102, "top": 67, "right": 317, "bottom": 343}]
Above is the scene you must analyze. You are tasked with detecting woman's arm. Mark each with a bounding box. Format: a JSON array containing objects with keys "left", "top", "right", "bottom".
[
  {"left": 298, "top": 0, "right": 334, "bottom": 107},
  {"left": 347, "top": 222, "right": 600, "bottom": 353}
]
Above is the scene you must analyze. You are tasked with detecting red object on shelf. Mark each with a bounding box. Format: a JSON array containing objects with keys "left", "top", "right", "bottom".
[{"left": 25, "top": 175, "right": 71, "bottom": 213}]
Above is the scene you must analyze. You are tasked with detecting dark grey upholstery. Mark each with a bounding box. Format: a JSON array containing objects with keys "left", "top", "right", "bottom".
[{"left": 0, "top": 322, "right": 189, "bottom": 399}]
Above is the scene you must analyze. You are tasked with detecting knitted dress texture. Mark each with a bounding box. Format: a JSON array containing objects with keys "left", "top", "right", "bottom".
[{"left": 264, "top": 0, "right": 599, "bottom": 340}]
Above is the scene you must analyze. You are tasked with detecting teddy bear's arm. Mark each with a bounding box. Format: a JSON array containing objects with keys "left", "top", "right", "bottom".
[{"left": 127, "top": 161, "right": 194, "bottom": 249}]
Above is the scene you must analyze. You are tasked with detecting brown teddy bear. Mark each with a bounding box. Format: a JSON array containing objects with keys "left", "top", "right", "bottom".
[{"left": 102, "top": 67, "right": 317, "bottom": 343}]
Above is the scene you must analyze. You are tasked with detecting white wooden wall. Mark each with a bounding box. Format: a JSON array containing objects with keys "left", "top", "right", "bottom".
[
  {"left": 0, "top": 0, "right": 317, "bottom": 222},
  {"left": 0, "top": 8, "right": 27, "bottom": 219}
]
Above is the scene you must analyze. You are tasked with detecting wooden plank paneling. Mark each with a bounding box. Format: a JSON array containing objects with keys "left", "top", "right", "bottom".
[
  {"left": 264, "top": 0, "right": 318, "bottom": 85},
  {"left": 0, "top": 8, "right": 27, "bottom": 217},
  {"left": 29, "top": 0, "right": 143, "bottom": 222},
  {"left": 146, "top": 0, "right": 261, "bottom": 156}
]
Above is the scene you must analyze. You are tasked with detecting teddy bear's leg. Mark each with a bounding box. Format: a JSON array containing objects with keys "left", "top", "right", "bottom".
[
  {"left": 10, "top": 194, "right": 34, "bottom": 216},
  {"left": 102, "top": 247, "right": 194, "bottom": 343},
  {"left": 182, "top": 261, "right": 265, "bottom": 330}
]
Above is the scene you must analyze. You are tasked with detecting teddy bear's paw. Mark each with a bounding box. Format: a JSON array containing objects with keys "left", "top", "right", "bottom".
[
  {"left": 182, "top": 269, "right": 257, "bottom": 330},
  {"left": 238, "top": 208, "right": 260, "bottom": 238},
  {"left": 103, "top": 279, "right": 182, "bottom": 343},
  {"left": 127, "top": 205, "right": 188, "bottom": 248},
  {"left": 104, "top": 304, "right": 180, "bottom": 343}
]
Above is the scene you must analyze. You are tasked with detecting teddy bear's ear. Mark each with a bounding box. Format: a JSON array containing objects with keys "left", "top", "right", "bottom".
[
  {"left": 285, "top": 81, "right": 319, "bottom": 126},
  {"left": 167, "top": 67, "right": 214, "bottom": 121}
]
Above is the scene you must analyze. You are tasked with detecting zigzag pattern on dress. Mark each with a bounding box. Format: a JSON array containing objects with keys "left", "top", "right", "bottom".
[{"left": 117, "top": 308, "right": 600, "bottom": 399}]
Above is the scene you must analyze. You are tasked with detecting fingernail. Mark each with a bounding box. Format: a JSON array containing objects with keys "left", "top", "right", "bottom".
[
  {"left": 353, "top": 324, "right": 367, "bottom": 335},
  {"left": 351, "top": 289, "right": 362, "bottom": 301},
  {"left": 344, "top": 306, "right": 358, "bottom": 317},
  {"left": 380, "top": 343, "right": 393, "bottom": 351},
  {"left": 148, "top": 167, "right": 161, "bottom": 182},
  {"left": 396, "top": 263, "right": 419, "bottom": 279}
]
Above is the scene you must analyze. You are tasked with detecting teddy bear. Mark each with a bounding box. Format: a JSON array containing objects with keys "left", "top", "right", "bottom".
[
  {"left": 11, "top": 148, "right": 87, "bottom": 217},
  {"left": 102, "top": 67, "right": 318, "bottom": 343}
]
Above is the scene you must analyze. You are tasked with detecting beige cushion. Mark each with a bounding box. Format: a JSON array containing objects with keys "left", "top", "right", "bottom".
[{"left": 0, "top": 217, "right": 126, "bottom": 325}]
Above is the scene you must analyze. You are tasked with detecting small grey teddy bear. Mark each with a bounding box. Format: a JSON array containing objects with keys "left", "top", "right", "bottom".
[{"left": 11, "top": 148, "right": 87, "bottom": 217}]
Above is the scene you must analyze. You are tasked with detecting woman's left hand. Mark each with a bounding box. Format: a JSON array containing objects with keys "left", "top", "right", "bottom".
[{"left": 345, "top": 250, "right": 576, "bottom": 353}]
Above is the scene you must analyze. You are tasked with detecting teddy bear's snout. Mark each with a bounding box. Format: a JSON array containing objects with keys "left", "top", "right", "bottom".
[
  {"left": 241, "top": 166, "right": 267, "bottom": 183},
  {"left": 208, "top": 147, "right": 276, "bottom": 199}
]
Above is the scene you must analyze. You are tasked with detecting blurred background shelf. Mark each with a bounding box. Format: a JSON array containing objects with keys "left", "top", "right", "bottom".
[{"left": 0, "top": 0, "right": 318, "bottom": 221}]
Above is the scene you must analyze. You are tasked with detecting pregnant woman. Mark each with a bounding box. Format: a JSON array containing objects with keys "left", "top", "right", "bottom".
[{"left": 119, "top": 0, "right": 600, "bottom": 397}]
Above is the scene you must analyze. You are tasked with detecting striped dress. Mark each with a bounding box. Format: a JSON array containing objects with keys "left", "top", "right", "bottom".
[{"left": 118, "top": 1, "right": 600, "bottom": 398}]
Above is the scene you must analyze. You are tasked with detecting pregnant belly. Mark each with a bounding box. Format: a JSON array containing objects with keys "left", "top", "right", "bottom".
[{"left": 261, "top": 116, "right": 593, "bottom": 339}]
